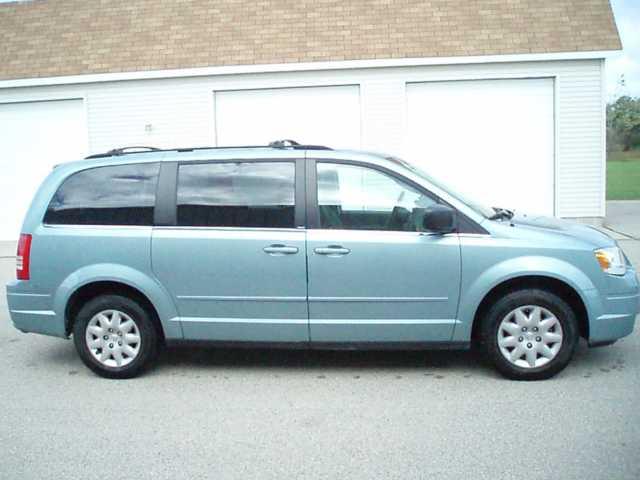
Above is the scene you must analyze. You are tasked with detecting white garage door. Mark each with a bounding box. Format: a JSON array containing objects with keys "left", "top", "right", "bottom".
[
  {"left": 406, "top": 78, "right": 555, "bottom": 215},
  {"left": 214, "top": 85, "right": 361, "bottom": 149},
  {"left": 0, "top": 99, "right": 87, "bottom": 239}
]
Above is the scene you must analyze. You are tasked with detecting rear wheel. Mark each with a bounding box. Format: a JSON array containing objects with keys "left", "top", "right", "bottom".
[
  {"left": 72, "top": 295, "right": 158, "bottom": 379},
  {"left": 480, "top": 289, "right": 579, "bottom": 380}
]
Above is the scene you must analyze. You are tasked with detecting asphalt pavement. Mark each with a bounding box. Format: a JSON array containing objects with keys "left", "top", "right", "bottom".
[{"left": 1, "top": 229, "right": 639, "bottom": 479}]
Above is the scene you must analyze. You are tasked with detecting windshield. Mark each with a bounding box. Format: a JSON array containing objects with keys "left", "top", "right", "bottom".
[{"left": 387, "top": 156, "right": 496, "bottom": 218}]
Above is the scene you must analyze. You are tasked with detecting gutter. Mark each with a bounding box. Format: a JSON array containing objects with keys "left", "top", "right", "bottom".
[{"left": 0, "top": 50, "right": 621, "bottom": 90}]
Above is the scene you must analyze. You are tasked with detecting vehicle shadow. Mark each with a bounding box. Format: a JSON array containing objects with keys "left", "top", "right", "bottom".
[
  {"left": 156, "top": 344, "right": 495, "bottom": 377},
  {"left": 31, "top": 336, "right": 492, "bottom": 377},
  {"left": 154, "top": 338, "right": 624, "bottom": 378},
  {"left": 571, "top": 338, "right": 632, "bottom": 372},
  {"left": 35, "top": 335, "right": 625, "bottom": 379}
]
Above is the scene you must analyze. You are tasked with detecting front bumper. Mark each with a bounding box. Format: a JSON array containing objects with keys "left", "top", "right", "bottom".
[
  {"left": 5, "top": 280, "right": 66, "bottom": 338},
  {"left": 587, "top": 268, "right": 640, "bottom": 346}
]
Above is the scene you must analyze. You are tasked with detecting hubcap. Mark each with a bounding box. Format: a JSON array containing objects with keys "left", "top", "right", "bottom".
[
  {"left": 85, "top": 309, "right": 141, "bottom": 368},
  {"left": 497, "top": 305, "right": 563, "bottom": 369}
]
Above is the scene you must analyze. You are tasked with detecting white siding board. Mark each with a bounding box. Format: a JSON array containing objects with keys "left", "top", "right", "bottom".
[
  {"left": 556, "top": 63, "right": 604, "bottom": 217},
  {"left": 86, "top": 78, "right": 214, "bottom": 152},
  {"left": 0, "top": 58, "right": 605, "bottom": 218}
]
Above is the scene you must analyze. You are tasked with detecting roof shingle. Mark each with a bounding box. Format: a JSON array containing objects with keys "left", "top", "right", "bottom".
[{"left": 0, "top": 0, "right": 621, "bottom": 81}]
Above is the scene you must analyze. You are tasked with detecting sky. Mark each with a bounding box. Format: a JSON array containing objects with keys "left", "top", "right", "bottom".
[{"left": 607, "top": 0, "right": 640, "bottom": 99}]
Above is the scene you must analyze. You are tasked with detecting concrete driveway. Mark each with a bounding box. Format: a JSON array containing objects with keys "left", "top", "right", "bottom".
[
  {"left": 606, "top": 201, "right": 640, "bottom": 240},
  {"left": 1, "top": 236, "right": 639, "bottom": 479}
]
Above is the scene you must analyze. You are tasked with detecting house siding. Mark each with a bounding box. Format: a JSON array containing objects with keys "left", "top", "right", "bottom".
[{"left": 0, "top": 58, "right": 605, "bottom": 218}]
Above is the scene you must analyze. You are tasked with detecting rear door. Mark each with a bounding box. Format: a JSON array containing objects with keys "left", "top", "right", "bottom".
[{"left": 152, "top": 158, "right": 309, "bottom": 343}]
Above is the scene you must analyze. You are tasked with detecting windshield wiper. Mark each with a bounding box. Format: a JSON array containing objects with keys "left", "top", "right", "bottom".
[{"left": 489, "top": 207, "right": 514, "bottom": 220}]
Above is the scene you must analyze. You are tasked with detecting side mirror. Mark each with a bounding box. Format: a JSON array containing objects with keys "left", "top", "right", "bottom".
[{"left": 422, "top": 204, "right": 457, "bottom": 234}]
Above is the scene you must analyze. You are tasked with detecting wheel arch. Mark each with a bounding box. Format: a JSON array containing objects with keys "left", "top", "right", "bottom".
[
  {"left": 470, "top": 275, "right": 589, "bottom": 342},
  {"left": 65, "top": 281, "right": 165, "bottom": 342},
  {"left": 54, "top": 263, "right": 181, "bottom": 340}
]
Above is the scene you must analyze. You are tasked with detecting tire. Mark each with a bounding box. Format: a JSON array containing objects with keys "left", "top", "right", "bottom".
[
  {"left": 479, "top": 289, "right": 579, "bottom": 380},
  {"left": 72, "top": 294, "right": 159, "bottom": 379}
]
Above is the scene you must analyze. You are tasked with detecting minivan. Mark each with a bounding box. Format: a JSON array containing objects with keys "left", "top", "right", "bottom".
[{"left": 6, "top": 140, "right": 639, "bottom": 380}]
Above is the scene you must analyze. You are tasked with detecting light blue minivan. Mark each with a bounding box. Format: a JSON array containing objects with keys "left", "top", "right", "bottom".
[{"left": 6, "top": 141, "right": 639, "bottom": 379}]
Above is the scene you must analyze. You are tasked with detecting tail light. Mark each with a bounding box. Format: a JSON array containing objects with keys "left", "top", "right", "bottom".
[{"left": 16, "top": 234, "right": 32, "bottom": 280}]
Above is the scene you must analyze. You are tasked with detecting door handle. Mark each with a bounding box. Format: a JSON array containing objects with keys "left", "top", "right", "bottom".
[
  {"left": 314, "top": 245, "right": 351, "bottom": 256},
  {"left": 263, "top": 244, "right": 299, "bottom": 255}
]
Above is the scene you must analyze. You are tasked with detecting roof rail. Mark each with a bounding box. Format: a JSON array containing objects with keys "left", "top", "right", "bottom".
[
  {"left": 85, "top": 146, "right": 161, "bottom": 159},
  {"left": 269, "top": 139, "right": 300, "bottom": 148},
  {"left": 269, "top": 139, "right": 331, "bottom": 150},
  {"left": 84, "top": 140, "right": 331, "bottom": 159}
]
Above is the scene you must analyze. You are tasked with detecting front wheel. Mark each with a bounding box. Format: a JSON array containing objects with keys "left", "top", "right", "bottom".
[
  {"left": 73, "top": 295, "right": 159, "bottom": 379},
  {"left": 480, "top": 289, "right": 579, "bottom": 380}
]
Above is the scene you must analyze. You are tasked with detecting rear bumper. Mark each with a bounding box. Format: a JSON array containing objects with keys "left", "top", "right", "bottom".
[
  {"left": 5, "top": 281, "right": 66, "bottom": 338},
  {"left": 587, "top": 269, "right": 640, "bottom": 346}
]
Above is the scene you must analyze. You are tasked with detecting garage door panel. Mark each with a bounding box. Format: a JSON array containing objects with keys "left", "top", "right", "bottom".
[
  {"left": 0, "top": 99, "right": 87, "bottom": 239},
  {"left": 406, "top": 78, "right": 554, "bottom": 215},
  {"left": 214, "top": 85, "right": 360, "bottom": 149}
]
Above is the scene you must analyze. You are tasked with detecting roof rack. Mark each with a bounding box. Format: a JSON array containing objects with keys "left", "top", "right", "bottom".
[
  {"left": 84, "top": 140, "right": 331, "bottom": 159},
  {"left": 268, "top": 139, "right": 331, "bottom": 150},
  {"left": 85, "top": 146, "right": 162, "bottom": 159}
]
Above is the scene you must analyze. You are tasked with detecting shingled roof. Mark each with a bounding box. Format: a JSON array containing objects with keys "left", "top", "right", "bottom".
[{"left": 0, "top": 0, "right": 621, "bottom": 81}]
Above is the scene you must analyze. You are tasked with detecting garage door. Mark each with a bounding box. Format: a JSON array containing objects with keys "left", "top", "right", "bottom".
[
  {"left": 406, "top": 78, "right": 554, "bottom": 215},
  {"left": 0, "top": 99, "right": 87, "bottom": 239},
  {"left": 214, "top": 85, "right": 361, "bottom": 149}
]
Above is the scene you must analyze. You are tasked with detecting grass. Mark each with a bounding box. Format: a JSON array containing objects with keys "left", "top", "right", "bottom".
[{"left": 607, "top": 149, "right": 640, "bottom": 200}]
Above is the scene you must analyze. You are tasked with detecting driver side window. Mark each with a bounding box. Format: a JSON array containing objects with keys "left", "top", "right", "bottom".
[{"left": 317, "top": 162, "right": 437, "bottom": 231}]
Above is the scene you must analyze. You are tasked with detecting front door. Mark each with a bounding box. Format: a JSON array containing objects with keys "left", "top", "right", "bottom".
[
  {"left": 152, "top": 159, "right": 308, "bottom": 342},
  {"left": 306, "top": 161, "right": 461, "bottom": 344}
]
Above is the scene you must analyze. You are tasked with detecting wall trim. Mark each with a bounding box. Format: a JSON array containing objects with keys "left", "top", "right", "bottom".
[
  {"left": 600, "top": 58, "right": 607, "bottom": 217},
  {"left": 0, "top": 50, "right": 618, "bottom": 90}
]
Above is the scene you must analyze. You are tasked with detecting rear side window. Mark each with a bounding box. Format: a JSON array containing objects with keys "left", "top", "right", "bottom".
[
  {"left": 44, "top": 163, "right": 160, "bottom": 226},
  {"left": 177, "top": 162, "right": 295, "bottom": 228}
]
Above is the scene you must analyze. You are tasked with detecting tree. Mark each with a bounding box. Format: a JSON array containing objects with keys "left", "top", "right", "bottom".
[{"left": 607, "top": 96, "right": 640, "bottom": 152}]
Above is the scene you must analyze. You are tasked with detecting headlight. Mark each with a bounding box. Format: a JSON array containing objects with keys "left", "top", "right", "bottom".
[{"left": 594, "top": 247, "right": 626, "bottom": 276}]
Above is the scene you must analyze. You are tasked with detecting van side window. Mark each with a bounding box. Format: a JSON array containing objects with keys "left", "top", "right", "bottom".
[
  {"left": 317, "top": 162, "right": 436, "bottom": 231},
  {"left": 44, "top": 163, "right": 160, "bottom": 226},
  {"left": 176, "top": 162, "right": 295, "bottom": 228}
]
